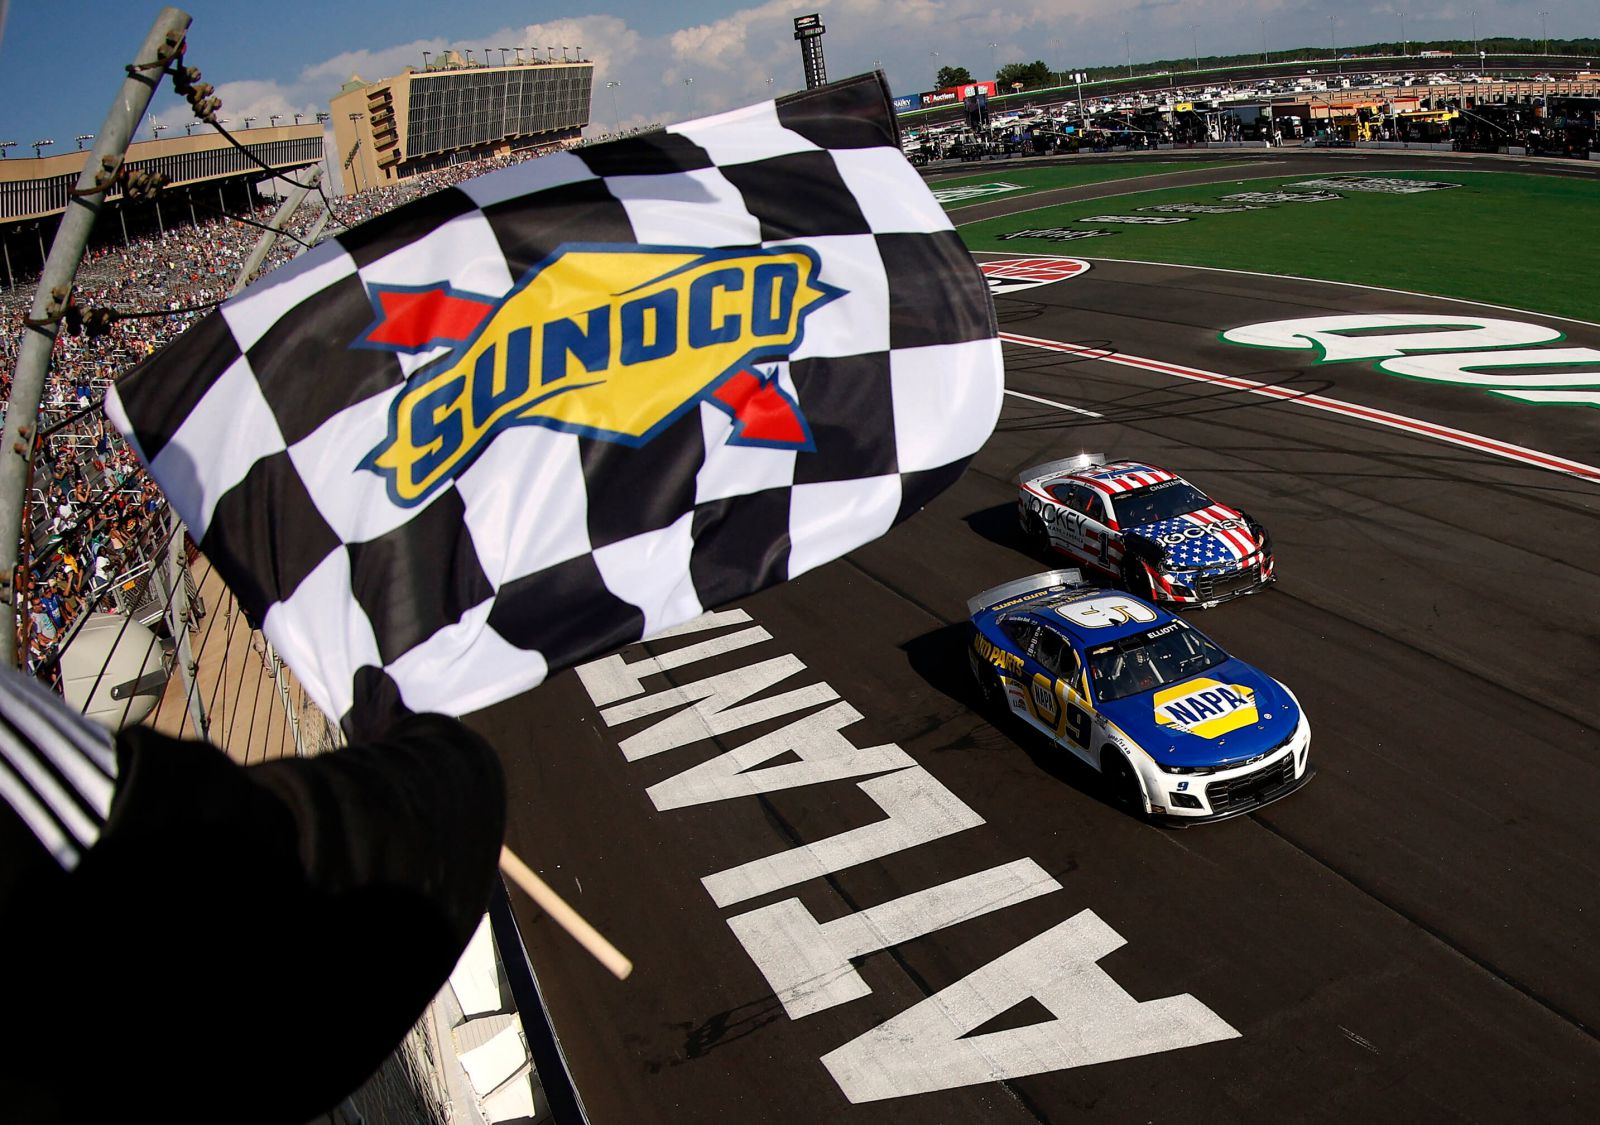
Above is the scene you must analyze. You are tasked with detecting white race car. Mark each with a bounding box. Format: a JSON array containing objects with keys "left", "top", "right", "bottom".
[{"left": 1016, "top": 454, "right": 1275, "bottom": 608}]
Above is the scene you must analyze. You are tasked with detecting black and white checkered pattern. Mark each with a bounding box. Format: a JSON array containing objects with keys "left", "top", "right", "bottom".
[{"left": 106, "top": 75, "right": 1002, "bottom": 736}]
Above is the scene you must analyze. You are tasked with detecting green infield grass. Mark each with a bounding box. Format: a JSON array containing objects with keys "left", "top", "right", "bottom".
[
  {"left": 957, "top": 169, "right": 1600, "bottom": 322},
  {"left": 931, "top": 160, "right": 1244, "bottom": 209}
]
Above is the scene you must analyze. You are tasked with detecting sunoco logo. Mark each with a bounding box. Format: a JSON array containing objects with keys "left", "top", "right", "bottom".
[
  {"left": 358, "top": 244, "right": 844, "bottom": 506},
  {"left": 1154, "top": 677, "right": 1258, "bottom": 738}
]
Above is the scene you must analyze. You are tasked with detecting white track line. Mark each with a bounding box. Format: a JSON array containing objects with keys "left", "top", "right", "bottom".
[
  {"left": 999, "top": 330, "right": 1600, "bottom": 485},
  {"left": 1003, "top": 388, "right": 1103, "bottom": 417}
]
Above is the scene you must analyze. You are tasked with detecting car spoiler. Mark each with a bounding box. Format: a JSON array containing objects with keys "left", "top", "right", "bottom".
[
  {"left": 1014, "top": 452, "right": 1106, "bottom": 486},
  {"left": 966, "top": 569, "right": 1087, "bottom": 618}
]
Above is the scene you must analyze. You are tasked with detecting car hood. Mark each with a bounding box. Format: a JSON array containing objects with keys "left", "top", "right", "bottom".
[
  {"left": 1096, "top": 658, "right": 1300, "bottom": 769},
  {"left": 1129, "top": 508, "right": 1257, "bottom": 569}
]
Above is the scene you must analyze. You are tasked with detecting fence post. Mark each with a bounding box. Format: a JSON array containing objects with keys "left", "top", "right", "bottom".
[
  {"left": 228, "top": 166, "right": 321, "bottom": 297},
  {"left": 0, "top": 7, "right": 193, "bottom": 666},
  {"left": 163, "top": 526, "right": 207, "bottom": 738}
]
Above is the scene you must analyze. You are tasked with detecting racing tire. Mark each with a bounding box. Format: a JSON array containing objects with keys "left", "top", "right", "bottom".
[
  {"left": 1102, "top": 749, "right": 1148, "bottom": 820},
  {"left": 976, "top": 668, "right": 1008, "bottom": 716}
]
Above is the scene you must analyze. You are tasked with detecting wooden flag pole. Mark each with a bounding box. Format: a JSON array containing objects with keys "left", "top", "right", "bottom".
[{"left": 498, "top": 845, "right": 633, "bottom": 980}]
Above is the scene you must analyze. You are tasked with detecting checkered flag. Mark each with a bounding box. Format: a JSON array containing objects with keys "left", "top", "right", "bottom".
[{"left": 106, "top": 74, "right": 1002, "bottom": 736}]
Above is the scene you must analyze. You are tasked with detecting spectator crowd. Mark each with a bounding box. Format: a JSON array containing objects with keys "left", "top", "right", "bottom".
[{"left": 0, "top": 144, "right": 565, "bottom": 682}]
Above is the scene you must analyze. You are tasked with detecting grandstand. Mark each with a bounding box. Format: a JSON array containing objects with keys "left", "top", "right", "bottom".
[
  {"left": 0, "top": 122, "right": 325, "bottom": 284},
  {"left": 329, "top": 50, "right": 593, "bottom": 194}
]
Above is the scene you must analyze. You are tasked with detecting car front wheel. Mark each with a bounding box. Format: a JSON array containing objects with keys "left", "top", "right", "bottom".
[
  {"left": 1102, "top": 749, "right": 1147, "bottom": 819},
  {"left": 1120, "top": 556, "right": 1154, "bottom": 602}
]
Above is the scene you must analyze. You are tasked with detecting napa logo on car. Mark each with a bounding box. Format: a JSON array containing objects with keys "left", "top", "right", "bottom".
[
  {"left": 1153, "top": 677, "right": 1258, "bottom": 738},
  {"left": 356, "top": 244, "right": 844, "bottom": 506}
]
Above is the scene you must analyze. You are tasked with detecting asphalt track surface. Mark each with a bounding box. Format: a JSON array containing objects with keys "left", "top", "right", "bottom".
[{"left": 472, "top": 152, "right": 1600, "bottom": 1123}]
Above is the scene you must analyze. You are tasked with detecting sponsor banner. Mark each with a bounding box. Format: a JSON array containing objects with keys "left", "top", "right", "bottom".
[
  {"left": 931, "top": 181, "right": 1025, "bottom": 204},
  {"left": 978, "top": 256, "right": 1091, "bottom": 295},
  {"left": 1219, "top": 190, "right": 1342, "bottom": 204},
  {"left": 1078, "top": 215, "right": 1191, "bottom": 225},
  {"left": 1138, "top": 203, "right": 1265, "bottom": 214},
  {"left": 923, "top": 90, "right": 960, "bottom": 106},
  {"left": 997, "top": 228, "right": 1118, "bottom": 242},
  {"left": 893, "top": 93, "right": 923, "bottom": 113},
  {"left": 955, "top": 81, "right": 999, "bottom": 99},
  {"left": 1286, "top": 177, "right": 1462, "bottom": 194}
]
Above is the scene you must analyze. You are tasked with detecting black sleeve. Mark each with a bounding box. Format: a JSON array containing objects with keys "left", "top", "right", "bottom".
[{"left": 0, "top": 712, "right": 505, "bottom": 1125}]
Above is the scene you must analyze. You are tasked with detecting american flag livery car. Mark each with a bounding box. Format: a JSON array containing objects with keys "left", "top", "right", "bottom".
[
  {"left": 968, "top": 570, "right": 1312, "bottom": 822},
  {"left": 1016, "top": 454, "right": 1274, "bottom": 608}
]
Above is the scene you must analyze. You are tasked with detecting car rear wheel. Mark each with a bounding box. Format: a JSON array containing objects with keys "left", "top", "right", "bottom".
[
  {"left": 977, "top": 667, "right": 1008, "bottom": 716},
  {"left": 1102, "top": 749, "right": 1147, "bottom": 819}
]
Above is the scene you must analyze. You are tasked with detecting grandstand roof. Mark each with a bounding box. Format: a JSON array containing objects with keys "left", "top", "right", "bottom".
[{"left": 0, "top": 124, "right": 326, "bottom": 226}]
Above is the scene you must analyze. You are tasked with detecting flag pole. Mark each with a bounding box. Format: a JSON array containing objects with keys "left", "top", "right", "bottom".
[{"left": 498, "top": 845, "right": 633, "bottom": 979}]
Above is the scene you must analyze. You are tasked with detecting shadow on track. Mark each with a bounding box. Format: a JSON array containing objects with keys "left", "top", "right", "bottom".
[{"left": 900, "top": 621, "right": 1129, "bottom": 818}]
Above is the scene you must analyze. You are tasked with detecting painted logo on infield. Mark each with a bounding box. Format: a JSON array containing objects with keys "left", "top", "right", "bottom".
[
  {"left": 1154, "top": 677, "right": 1258, "bottom": 738},
  {"left": 978, "top": 257, "right": 1091, "bottom": 295},
  {"left": 357, "top": 245, "right": 843, "bottom": 506}
]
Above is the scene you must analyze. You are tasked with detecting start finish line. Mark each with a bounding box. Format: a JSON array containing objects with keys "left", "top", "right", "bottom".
[{"left": 574, "top": 607, "right": 1238, "bottom": 1103}]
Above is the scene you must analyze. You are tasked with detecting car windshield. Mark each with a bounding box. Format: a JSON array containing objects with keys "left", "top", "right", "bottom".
[
  {"left": 1087, "top": 620, "right": 1228, "bottom": 702},
  {"left": 1111, "top": 480, "right": 1211, "bottom": 527}
]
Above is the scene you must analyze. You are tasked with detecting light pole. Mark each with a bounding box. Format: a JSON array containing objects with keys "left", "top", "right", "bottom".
[
  {"left": 988, "top": 41, "right": 998, "bottom": 80},
  {"left": 422, "top": 50, "right": 431, "bottom": 69},
  {"left": 684, "top": 76, "right": 695, "bottom": 117},
  {"left": 0, "top": 141, "right": 15, "bottom": 158},
  {"left": 1540, "top": 10, "right": 1549, "bottom": 55},
  {"left": 562, "top": 46, "right": 571, "bottom": 62},
  {"left": 31, "top": 139, "right": 53, "bottom": 158},
  {"left": 1124, "top": 31, "right": 1132, "bottom": 79},
  {"left": 269, "top": 114, "right": 281, "bottom": 128},
  {"left": 1401, "top": 10, "right": 1407, "bottom": 55},
  {"left": 1470, "top": 10, "right": 1478, "bottom": 56},
  {"left": 153, "top": 122, "right": 168, "bottom": 139},
  {"left": 500, "top": 47, "right": 510, "bottom": 66},
  {"left": 1328, "top": 15, "right": 1337, "bottom": 61},
  {"left": 1191, "top": 24, "right": 1199, "bottom": 71},
  {"left": 293, "top": 112, "right": 303, "bottom": 125},
  {"left": 74, "top": 134, "right": 93, "bottom": 150},
  {"left": 1260, "top": 18, "right": 1267, "bottom": 64},
  {"left": 605, "top": 80, "right": 622, "bottom": 130},
  {"left": 243, "top": 117, "right": 256, "bottom": 130},
  {"left": 514, "top": 47, "right": 524, "bottom": 64},
  {"left": 464, "top": 48, "right": 474, "bottom": 66}
]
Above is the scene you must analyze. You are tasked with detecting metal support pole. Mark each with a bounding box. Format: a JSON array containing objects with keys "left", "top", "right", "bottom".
[
  {"left": 119, "top": 207, "right": 130, "bottom": 247},
  {"left": 295, "top": 202, "right": 332, "bottom": 256},
  {"left": 155, "top": 198, "right": 165, "bottom": 236},
  {"left": 0, "top": 7, "right": 192, "bottom": 667},
  {"left": 268, "top": 641, "right": 305, "bottom": 757},
  {"left": 228, "top": 166, "right": 319, "bottom": 297},
  {"left": 162, "top": 525, "right": 207, "bottom": 738},
  {"left": 2, "top": 239, "right": 12, "bottom": 290}
]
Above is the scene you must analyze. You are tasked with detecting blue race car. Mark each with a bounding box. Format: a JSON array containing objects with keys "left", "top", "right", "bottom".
[{"left": 968, "top": 569, "right": 1312, "bottom": 822}]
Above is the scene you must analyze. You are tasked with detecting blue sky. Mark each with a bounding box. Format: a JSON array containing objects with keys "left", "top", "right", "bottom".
[{"left": 1, "top": 1, "right": 1594, "bottom": 156}]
